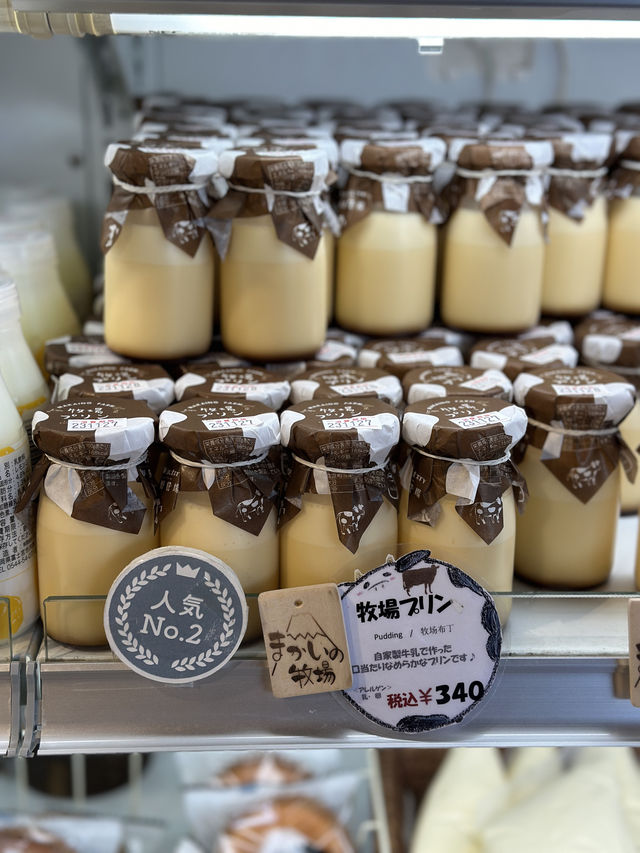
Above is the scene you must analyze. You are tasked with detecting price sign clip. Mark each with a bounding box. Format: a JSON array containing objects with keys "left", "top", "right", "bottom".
[
  {"left": 259, "top": 584, "right": 352, "bottom": 699},
  {"left": 627, "top": 598, "right": 640, "bottom": 707}
]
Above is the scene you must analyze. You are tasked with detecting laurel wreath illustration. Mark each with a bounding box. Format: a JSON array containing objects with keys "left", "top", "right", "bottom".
[{"left": 114, "top": 564, "right": 236, "bottom": 672}]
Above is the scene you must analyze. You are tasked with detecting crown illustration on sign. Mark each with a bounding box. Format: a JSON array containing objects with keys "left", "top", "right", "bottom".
[{"left": 176, "top": 563, "right": 200, "bottom": 579}]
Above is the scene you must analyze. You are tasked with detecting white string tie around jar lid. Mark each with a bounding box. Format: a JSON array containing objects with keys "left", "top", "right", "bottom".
[
  {"left": 291, "top": 453, "right": 386, "bottom": 475},
  {"left": 169, "top": 450, "right": 270, "bottom": 470},
  {"left": 526, "top": 418, "right": 620, "bottom": 438},
  {"left": 546, "top": 166, "right": 609, "bottom": 179},
  {"left": 226, "top": 182, "right": 324, "bottom": 199},
  {"left": 44, "top": 452, "right": 149, "bottom": 472},
  {"left": 346, "top": 167, "right": 434, "bottom": 184},
  {"left": 111, "top": 176, "right": 210, "bottom": 195},
  {"left": 410, "top": 446, "right": 513, "bottom": 467},
  {"left": 455, "top": 167, "right": 543, "bottom": 179}
]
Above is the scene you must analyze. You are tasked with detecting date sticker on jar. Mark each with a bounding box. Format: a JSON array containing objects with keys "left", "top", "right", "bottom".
[
  {"left": 104, "top": 546, "right": 248, "bottom": 684},
  {"left": 337, "top": 550, "right": 501, "bottom": 733}
]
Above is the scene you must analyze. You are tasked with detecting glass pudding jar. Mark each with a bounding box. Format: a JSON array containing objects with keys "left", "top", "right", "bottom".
[
  {"left": 358, "top": 338, "right": 463, "bottom": 379},
  {"left": 441, "top": 139, "right": 553, "bottom": 333},
  {"left": 402, "top": 365, "right": 513, "bottom": 405},
  {"left": 575, "top": 312, "right": 640, "bottom": 512},
  {"left": 54, "top": 363, "right": 175, "bottom": 415},
  {"left": 542, "top": 133, "right": 612, "bottom": 316},
  {"left": 102, "top": 140, "right": 217, "bottom": 360},
  {"left": 279, "top": 399, "right": 400, "bottom": 587},
  {"left": 22, "top": 399, "right": 158, "bottom": 645},
  {"left": 175, "top": 365, "right": 290, "bottom": 410},
  {"left": 470, "top": 337, "right": 578, "bottom": 382},
  {"left": 158, "top": 398, "right": 282, "bottom": 642},
  {"left": 335, "top": 137, "right": 446, "bottom": 335},
  {"left": 290, "top": 365, "right": 402, "bottom": 407},
  {"left": 0, "top": 230, "right": 80, "bottom": 370},
  {"left": 604, "top": 132, "right": 640, "bottom": 313},
  {"left": 513, "top": 367, "right": 636, "bottom": 587},
  {"left": 399, "top": 396, "right": 528, "bottom": 624},
  {"left": 209, "top": 147, "right": 333, "bottom": 361},
  {"left": 44, "top": 335, "right": 129, "bottom": 379},
  {"left": 0, "top": 375, "right": 37, "bottom": 639}
]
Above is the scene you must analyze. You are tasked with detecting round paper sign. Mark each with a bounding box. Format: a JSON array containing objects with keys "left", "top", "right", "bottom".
[
  {"left": 104, "top": 546, "right": 247, "bottom": 684},
  {"left": 338, "top": 550, "right": 501, "bottom": 733}
]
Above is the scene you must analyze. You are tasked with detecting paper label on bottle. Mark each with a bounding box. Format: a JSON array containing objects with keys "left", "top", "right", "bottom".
[
  {"left": 381, "top": 180, "right": 411, "bottom": 213},
  {"left": 552, "top": 383, "right": 608, "bottom": 396},
  {"left": 330, "top": 382, "right": 382, "bottom": 396},
  {"left": 209, "top": 383, "right": 260, "bottom": 394},
  {"left": 460, "top": 375, "right": 502, "bottom": 392},
  {"left": 259, "top": 584, "right": 352, "bottom": 699},
  {"left": 67, "top": 418, "right": 127, "bottom": 431},
  {"left": 65, "top": 342, "right": 111, "bottom": 355},
  {"left": 0, "top": 438, "right": 34, "bottom": 635},
  {"left": 338, "top": 551, "right": 500, "bottom": 733},
  {"left": 202, "top": 416, "right": 262, "bottom": 431},
  {"left": 92, "top": 380, "right": 149, "bottom": 394},
  {"left": 387, "top": 351, "right": 438, "bottom": 364},
  {"left": 104, "top": 547, "right": 248, "bottom": 684},
  {"left": 322, "top": 416, "right": 384, "bottom": 430},
  {"left": 450, "top": 412, "right": 505, "bottom": 430}
]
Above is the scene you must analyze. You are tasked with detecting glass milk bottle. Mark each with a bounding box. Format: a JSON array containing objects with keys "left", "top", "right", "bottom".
[
  {"left": 441, "top": 139, "right": 553, "bottom": 333},
  {"left": 210, "top": 147, "right": 332, "bottom": 361},
  {"left": 0, "top": 276, "right": 49, "bottom": 447},
  {"left": 280, "top": 399, "right": 400, "bottom": 587},
  {"left": 22, "top": 398, "right": 158, "bottom": 646},
  {"left": 399, "top": 396, "right": 528, "bottom": 624},
  {"left": 0, "top": 230, "right": 80, "bottom": 370},
  {"left": 513, "top": 367, "right": 636, "bottom": 587},
  {"left": 0, "top": 374, "right": 37, "bottom": 639},
  {"left": 604, "top": 132, "right": 640, "bottom": 313},
  {"left": 575, "top": 312, "right": 640, "bottom": 512},
  {"left": 103, "top": 141, "right": 217, "bottom": 360},
  {"left": 541, "top": 133, "right": 611, "bottom": 316},
  {"left": 159, "top": 398, "right": 282, "bottom": 642},
  {"left": 335, "top": 137, "right": 446, "bottom": 335},
  {"left": 6, "top": 192, "right": 92, "bottom": 320}
]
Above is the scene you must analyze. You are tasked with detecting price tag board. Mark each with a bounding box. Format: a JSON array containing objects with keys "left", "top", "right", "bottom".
[
  {"left": 104, "top": 546, "right": 247, "bottom": 684},
  {"left": 628, "top": 598, "right": 640, "bottom": 706},
  {"left": 338, "top": 550, "right": 501, "bottom": 733},
  {"left": 259, "top": 584, "right": 352, "bottom": 698}
]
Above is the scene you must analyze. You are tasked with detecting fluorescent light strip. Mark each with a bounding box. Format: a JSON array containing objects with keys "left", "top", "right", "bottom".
[{"left": 111, "top": 13, "right": 640, "bottom": 39}]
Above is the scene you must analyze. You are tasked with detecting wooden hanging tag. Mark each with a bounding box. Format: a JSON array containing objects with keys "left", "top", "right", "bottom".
[
  {"left": 259, "top": 584, "right": 352, "bottom": 699},
  {"left": 628, "top": 599, "right": 640, "bottom": 706}
]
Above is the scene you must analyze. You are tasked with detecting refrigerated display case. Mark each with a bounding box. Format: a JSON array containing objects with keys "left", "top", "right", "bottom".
[{"left": 1, "top": 1, "right": 640, "bottom": 769}]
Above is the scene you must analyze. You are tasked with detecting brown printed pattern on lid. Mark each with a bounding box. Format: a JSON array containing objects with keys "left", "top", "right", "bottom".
[
  {"left": 575, "top": 313, "right": 640, "bottom": 369},
  {"left": 402, "top": 365, "right": 511, "bottom": 402}
]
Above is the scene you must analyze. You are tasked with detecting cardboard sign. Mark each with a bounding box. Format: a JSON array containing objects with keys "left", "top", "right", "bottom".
[
  {"left": 338, "top": 550, "right": 501, "bottom": 733},
  {"left": 259, "top": 584, "right": 352, "bottom": 698},
  {"left": 104, "top": 546, "right": 247, "bottom": 684}
]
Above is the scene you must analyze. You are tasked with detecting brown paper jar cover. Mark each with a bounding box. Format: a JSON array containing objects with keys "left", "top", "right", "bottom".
[
  {"left": 44, "top": 335, "right": 129, "bottom": 378},
  {"left": 174, "top": 365, "right": 291, "bottom": 409},
  {"left": 402, "top": 365, "right": 513, "bottom": 405},
  {"left": 358, "top": 338, "right": 463, "bottom": 378},
  {"left": 290, "top": 365, "right": 403, "bottom": 406},
  {"left": 575, "top": 312, "right": 640, "bottom": 369},
  {"left": 158, "top": 397, "right": 282, "bottom": 536},
  {"left": 279, "top": 399, "right": 401, "bottom": 553},
  {"left": 470, "top": 337, "right": 578, "bottom": 381},
  {"left": 102, "top": 140, "right": 218, "bottom": 257},
  {"left": 54, "top": 363, "right": 174, "bottom": 414}
]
